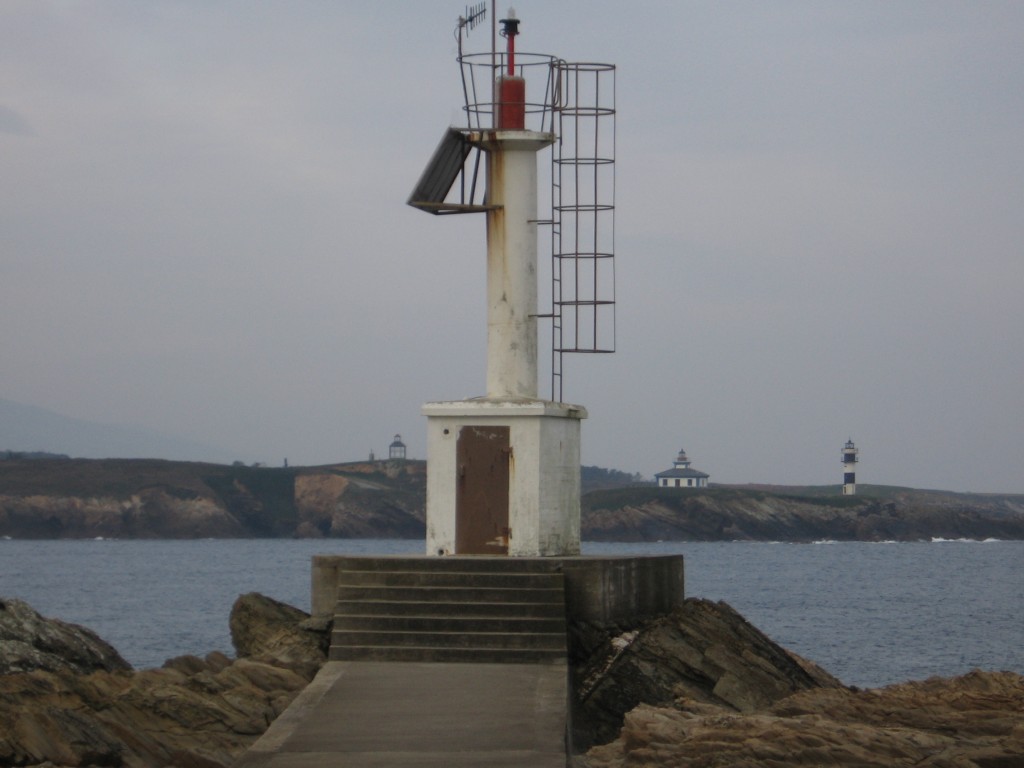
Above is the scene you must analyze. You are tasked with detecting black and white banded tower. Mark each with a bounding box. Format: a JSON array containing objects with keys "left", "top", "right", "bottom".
[{"left": 842, "top": 439, "right": 859, "bottom": 495}]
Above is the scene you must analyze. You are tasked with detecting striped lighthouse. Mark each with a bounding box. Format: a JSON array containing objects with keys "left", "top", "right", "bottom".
[{"left": 842, "top": 439, "right": 859, "bottom": 495}]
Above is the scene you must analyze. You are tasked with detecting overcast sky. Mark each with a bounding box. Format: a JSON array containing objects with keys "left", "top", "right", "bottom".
[{"left": 3, "top": 2, "right": 1023, "bottom": 492}]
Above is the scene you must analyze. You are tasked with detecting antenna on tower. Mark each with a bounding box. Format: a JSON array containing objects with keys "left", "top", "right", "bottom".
[
  {"left": 456, "top": 3, "right": 487, "bottom": 58},
  {"left": 457, "top": 3, "right": 487, "bottom": 34}
]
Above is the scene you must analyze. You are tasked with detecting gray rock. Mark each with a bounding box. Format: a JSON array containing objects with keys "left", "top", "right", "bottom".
[
  {"left": 229, "top": 592, "right": 329, "bottom": 677},
  {"left": 0, "top": 597, "right": 131, "bottom": 675},
  {"left": 0, "top": 593, "right": 327, "bottom": 767},
  {"left": 5, "top": 591, "right": 1018, "bottom": 768},
  {"left": 584, "top": 670, "right": 1024, "bottom": 767},
  {"left": 570, "top": 598, "right": 844, "bottom": 750}
]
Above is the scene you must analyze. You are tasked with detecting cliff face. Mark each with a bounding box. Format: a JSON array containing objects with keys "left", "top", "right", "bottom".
[
  {"left": 582, "top": 487, "right": 1024, "bottom": 542},
  {"left": 0, "top": 458, "right": 425, "bottom": 539},
  {"left": 1, "top": 459, "right": 1021, "bottom": 540},
  {"left": 292, "top": 470, "right": 425, "bottom": 538}
]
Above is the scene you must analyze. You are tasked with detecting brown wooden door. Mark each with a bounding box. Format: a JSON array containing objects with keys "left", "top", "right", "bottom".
[{"left": 455, "top": 426, "right": 510, "bottom": 554}]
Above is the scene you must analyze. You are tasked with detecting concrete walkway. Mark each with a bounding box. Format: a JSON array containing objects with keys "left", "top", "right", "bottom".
[{"left": 232, "top": 661, "right": 569, "bottom": 767}]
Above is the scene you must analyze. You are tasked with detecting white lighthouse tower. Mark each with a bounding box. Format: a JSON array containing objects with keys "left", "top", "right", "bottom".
[
  {"left": 409, "top": 8, "right": 616, "bottom": 556},
  {"left": 842, "top": 439, "right": 859, "bottom": 495}
]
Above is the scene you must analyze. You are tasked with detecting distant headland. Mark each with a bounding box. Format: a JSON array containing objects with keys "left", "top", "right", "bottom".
[{"left": 1, "top": 457, "right": 1021, "bottom": 541}]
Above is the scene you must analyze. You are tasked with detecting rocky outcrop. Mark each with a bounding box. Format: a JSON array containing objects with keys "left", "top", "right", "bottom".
[
  {"left": 572, "top": 600, "right": 1024, "bottom": 765},
  {"left": 2, "top": 593, "right": 1020, "bottom": 767},
  {"left": 570, "top": 599, "right": 843, "bottom": 750},
  {"left": 0, "top": 594, "right": 330, "bottom": 767},
  {"left": 0, "top": 598, "right": 132, "bottom": 676},
  {"left": 584, "top": 670, "right": 1024, "bottom": 767},
  {"left": 229, "top": 593, "right": 330, "bottom": 679}
]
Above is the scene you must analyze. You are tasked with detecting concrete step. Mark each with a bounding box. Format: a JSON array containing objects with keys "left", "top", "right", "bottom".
[
  {"left": 328, "top": 645, "right": 568, "bottom": 663},
  {"left": 321, "top": 555, "right": 571, "bottom": 574},
  {"left": 333, "top": 614, "right": 566, "bottom": 634},
  {"left": 335, "top": 584, "right": 564, "bottom": 604},
  {"left": 334, "top": 599, "right": 566, "bottom": 619},
  {"left": 330, "top": 561, "right": 569, "bottom": 664},
  {"left": 335, "top": 569, "right": 564, "bottom": 589},
  {"left": 332, "top": 629, "right": 566, "bottom": 650}
]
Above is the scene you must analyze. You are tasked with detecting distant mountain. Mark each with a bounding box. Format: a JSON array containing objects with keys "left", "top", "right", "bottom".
[{"left": 0, "top": 398, "right": 240, "bottom": 463}]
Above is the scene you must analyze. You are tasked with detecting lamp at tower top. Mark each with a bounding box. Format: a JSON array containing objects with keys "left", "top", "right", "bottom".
[
  {"left": 842, "top": 439, "right": 859, "bottom": 463},
  {"left": 455, "top": 7, "right": 562, "bottom": 135},
  {"left": 495, "top": 8, "right": 528, "bottom": 131},
  {"left": 499, "top": 8, "right": 519, "bottom": 75},
  {"left": 495, "top": 8, "right": 525, "bottom": 131}
]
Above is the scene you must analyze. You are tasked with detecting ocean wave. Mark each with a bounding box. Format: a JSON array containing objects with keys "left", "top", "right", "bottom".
[{"left": 929, "top": 537, "right": 1003, "bottom": 543}]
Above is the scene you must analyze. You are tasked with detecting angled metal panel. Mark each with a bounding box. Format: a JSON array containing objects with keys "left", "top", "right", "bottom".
[{"left": 407, "top": 128, "right": 488, "bottom": 214}]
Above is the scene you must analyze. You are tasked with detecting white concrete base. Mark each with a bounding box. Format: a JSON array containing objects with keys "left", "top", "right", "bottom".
[{"left": 422, "top": 398, "right": 586, "bottom": 557}]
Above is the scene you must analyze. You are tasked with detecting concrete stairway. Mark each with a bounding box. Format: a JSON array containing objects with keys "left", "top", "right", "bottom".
[{"left": 329, "top": 558, "right": 567, "bottom": 663}]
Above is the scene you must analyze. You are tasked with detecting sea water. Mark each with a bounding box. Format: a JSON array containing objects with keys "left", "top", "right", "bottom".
[{"left": 0, "top": 538, "right": 1020, "bottom": 689}]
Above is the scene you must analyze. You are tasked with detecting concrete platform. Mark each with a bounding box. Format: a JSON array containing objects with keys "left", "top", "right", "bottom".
[
  {"left": 312, "top": 555, "right": 686, "bottom": 623},
  {"left": 232, "top": 661, "right": 568, "bottom": 767}
]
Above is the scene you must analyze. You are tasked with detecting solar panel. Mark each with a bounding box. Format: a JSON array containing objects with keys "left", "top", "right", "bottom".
[{"left": 407, "top": 128, "right": 490, "bottom": 214}]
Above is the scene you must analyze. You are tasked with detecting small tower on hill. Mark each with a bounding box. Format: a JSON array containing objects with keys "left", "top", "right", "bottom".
[{"left": 389, "top": 434, "right": 407, "bottom": 461}]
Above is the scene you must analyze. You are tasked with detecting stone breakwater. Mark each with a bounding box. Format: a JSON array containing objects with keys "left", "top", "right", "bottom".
[{"left": 1, "top": 594, "right": 1021, "bottom": 767}]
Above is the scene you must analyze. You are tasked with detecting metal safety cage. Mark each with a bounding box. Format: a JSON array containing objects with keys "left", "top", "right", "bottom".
[
  {"left": 548, "top": 61, "right": 616, "bottom": 402},
  {"left": 457, "top": 51, "right": 562, "bottom": 134}
]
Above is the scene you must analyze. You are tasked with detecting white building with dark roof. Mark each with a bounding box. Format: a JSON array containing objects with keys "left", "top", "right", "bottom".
[{"left": 655, "top": 448, "right": 710, "bottom": 489}]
